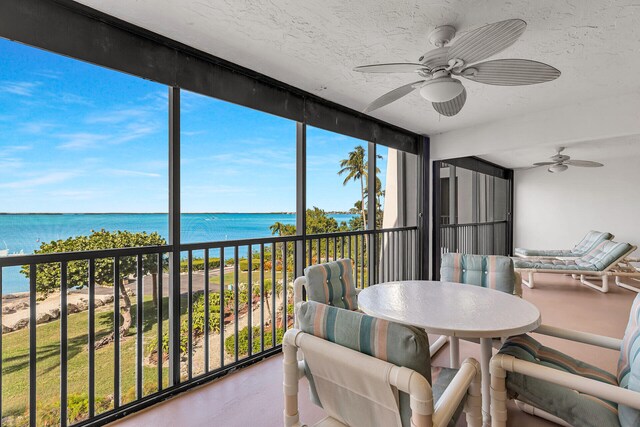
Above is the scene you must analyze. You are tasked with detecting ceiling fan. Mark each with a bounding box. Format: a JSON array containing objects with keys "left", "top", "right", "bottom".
[
  {"left": 528, "top": 147, "right": 604, "bottom": 173},
  {"left": 354, "top": 19, "right": 561, "bottom": 116}
]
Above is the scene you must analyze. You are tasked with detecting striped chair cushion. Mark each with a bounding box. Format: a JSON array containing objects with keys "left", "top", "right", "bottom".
[
  {"left": 499, "top": 334, "right": 620, "bottom": 427},
  {"left": 617, "top": 293, "right": 640, "bottom": 426},
  {"left": 297, "top": 301, "right": 463, "bottom": 427},
  {"left": 514, "top": 241, "right": 631, "bottom": 272},
  {"left": 440, "top": 253, "right": 517, "bottom": 295},
  {"left": 578, "top": 241, "right": 631, "bottom": 271},
  {"left": 514, "top": 231, "right": 613, "bottom": 258},
  {"left": 573, "top": 231, "right": 614, "bottom": 256},
  {"left": 304, "top": 259, "right": 358, "bottom": 310}
]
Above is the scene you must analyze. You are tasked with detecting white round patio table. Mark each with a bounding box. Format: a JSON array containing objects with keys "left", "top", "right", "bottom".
[{"left": 357, "top": 280, "right": 541, "bottom": 425}]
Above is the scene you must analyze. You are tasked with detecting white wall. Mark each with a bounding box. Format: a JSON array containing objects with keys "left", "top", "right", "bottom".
[{"left": 514, "top": 155, "right": 640, "bottom": 255}]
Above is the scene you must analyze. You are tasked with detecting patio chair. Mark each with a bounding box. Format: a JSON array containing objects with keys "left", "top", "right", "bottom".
[
  {"left": 440, "top": 253, "right": 522, "bottom": 368},
  {"left": 514, "top": 230, "right": 613, "bottom": 259},
  {"left": 514, "top": 240, "right": 640, "bottom": 293},
  {"left": 284, "top": 301, "right": 483, "bottom": 427},
  {"left": 490, "top": 292, "right": 640, "bottom": 427},
  {"left": 293, "top": 259, "right": 361, "bottom": 317}
]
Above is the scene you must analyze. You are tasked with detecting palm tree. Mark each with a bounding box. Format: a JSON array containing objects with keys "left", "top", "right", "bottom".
[
  {"left": 339, "top": 146, "right": 383, "bottom": 230},
  {"left": 338, "top": 146, "right": 368, "bottom": 230}
]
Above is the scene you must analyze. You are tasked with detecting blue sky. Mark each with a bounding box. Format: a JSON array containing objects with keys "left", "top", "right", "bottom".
[{"left": 0, "top": 38, "right": 386, "bottom": 213}]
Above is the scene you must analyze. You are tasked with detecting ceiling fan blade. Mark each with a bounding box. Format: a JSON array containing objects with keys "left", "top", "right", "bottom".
[
  {"left": 448, "top": 19, "right": 526, "bottom": 65},
  {"left": 565, "top": 160, "right": 604, "bottom": 167},
  {"left": 532, "top": 162, "right": 555, "bottom": 166},
  {"left": 432, "top": 87, "right": 467, "bottom": 116},
  {"left": 363, "top": 80, "right": 423, "bottom": 113},
  {"left": 461, "top": 59, "right": 560, "bottom": 86},
  {"left": 354, "top": 63, "right": 427, "bottom": 73}
]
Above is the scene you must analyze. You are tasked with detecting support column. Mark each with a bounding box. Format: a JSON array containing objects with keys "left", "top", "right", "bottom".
[
  {"left": 296, "top": 123, "right": 307, "bottom": 279},
  {"left": 168, "top": 87, "right": 181, "bottom": 386},
  {"left": 368, "top": 142, "right": 377, "bottom": 286}
]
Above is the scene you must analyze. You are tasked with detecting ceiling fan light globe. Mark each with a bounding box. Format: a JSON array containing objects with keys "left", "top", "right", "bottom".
[
  {"left": 419, "top": 78, "right": 464, "bottom": 102},
  {"left": 548, "top": 164, "right": 568, "bottom": 173}
]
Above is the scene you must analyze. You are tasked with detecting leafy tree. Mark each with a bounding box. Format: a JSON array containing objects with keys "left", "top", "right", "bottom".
[
  {"left": 22, "top": 229, "right": 166, "bottom": 345},
  {"left": 306, "top": 206, "right": 340, "bottom": 234},
  {"left": 269, "top": 221, "right": 296, "bottom": 273}
]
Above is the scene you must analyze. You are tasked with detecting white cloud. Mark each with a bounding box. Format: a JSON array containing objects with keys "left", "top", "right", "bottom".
[
  {"left": 48, "top": 189, "right": 98, "bottom": 200},
  {"left": 0, "top": 81, "right": 41, "bottom": 97},
  {"left": 104, "top": 169, "right": 161, "bottom": 178},
  {"left": 84, "top": 108, "right": 148, "bottom": 125},
  {"left": 0, "top": 171, "right": 78, "bottom": 189},
  {"left": 58, "top": 132, "right": 109, "bottom": 150}
]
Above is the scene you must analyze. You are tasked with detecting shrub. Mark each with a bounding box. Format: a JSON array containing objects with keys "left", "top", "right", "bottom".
[
  {"left": 38, "top": 393, "right": 112, "bottom": 425},
  {"left": 180, "top": 257, "right": 221, "bottom": 273},
  {"left": 147, "top": 285, "right": 255, "bottom": 357},
  {"left": 239, "top": 259, "right": 260, "bottom": 272},
  {"left": 224, "top": 325, "right": 285, "bottom": 357}
]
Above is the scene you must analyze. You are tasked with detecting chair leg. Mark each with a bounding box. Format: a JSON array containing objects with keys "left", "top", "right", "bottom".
[
  {"left": 449, "top": 337, "right": 460, "bottom": 369},
  {"left": 490, "top": 355, "right": 508, "bottom": 427},
  {"left": 521, "top": 271, "right": 535, "bottom": 289},
  {"left": 283, "top": 342, "right": 300, "bottom": 427},
  {"left": 514, "top": 401, "right": 572, "bottom": 427},
  {"left": 579, "top": 274, "right": 609, "bottom": 293},
  {"left": 615, "top": 276, "right": 640, "bottom": 292},
  {"left": 429, "top": 335, "right": 448, "bottom": 357},
  {"left": 465, "top": 365, "right": 483, "bottom": 427}
]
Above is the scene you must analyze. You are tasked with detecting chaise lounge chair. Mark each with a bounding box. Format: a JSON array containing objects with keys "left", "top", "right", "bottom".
[
  {"left": 514, "top": 240, "right": 640, "bottom": 293},
  {"left": 514, "top": 230, "right": 613, "bottom": 259}
]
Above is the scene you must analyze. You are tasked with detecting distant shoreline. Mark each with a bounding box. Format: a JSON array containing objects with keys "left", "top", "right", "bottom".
[{"left": 0, "top": 211, "right": 351, "bottom": 215}]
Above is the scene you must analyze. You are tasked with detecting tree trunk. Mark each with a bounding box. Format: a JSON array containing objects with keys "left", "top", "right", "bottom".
[
  {"left": 360, "top": 176, "right": 367, "bottom": 230},
  {"left": 119, "top": 279, "right": 133, "bottom": 333},
  {"left": 95, "top": 279, "right": 133, "bottom": 349},
  {"left": 151, "top": 273, "right": 158, "bottom": 308},
  {"left": 360, "top": 176, "right": 370, "bottom": 267},
  {"left": 264, "top": 284, "right": 273, "bottom": 327}
]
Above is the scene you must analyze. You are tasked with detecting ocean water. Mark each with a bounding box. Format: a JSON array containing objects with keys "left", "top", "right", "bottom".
[{"left": 0, "top": 213, "right": 355, "bottom": 294}]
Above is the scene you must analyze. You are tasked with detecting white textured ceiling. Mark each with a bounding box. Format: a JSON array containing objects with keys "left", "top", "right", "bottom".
[
  {"left": 75, "top": 0, "right": 640, "bottom": 136},
  {"left": 480, "top": 135, "right": 640, "bottom": 169}
]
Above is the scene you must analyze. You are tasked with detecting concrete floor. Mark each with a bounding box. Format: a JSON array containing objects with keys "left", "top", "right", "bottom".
[{"left": 110, "top": 273, "right": 637, "bottom": 427}]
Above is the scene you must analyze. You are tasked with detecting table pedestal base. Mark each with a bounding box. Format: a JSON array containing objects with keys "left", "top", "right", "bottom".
[{"left": 480, "top": 337, "right": 493, "bottom": 427}]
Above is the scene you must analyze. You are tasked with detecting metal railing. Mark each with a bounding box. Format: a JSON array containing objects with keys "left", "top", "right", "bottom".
[
  {"left": 0, "top": 226, "right": 418, "bottom": 426},
  {"left": 440, "top": 220, "right": 508, "bottom": 256}
]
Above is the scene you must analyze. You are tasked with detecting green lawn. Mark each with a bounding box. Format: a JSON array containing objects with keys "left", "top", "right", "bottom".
[
  {"left": 2, "top": 295, "right": 171, "bottom": 424},
  {"left": 1, "top": 268, "right": 287, "bottom": 425}
]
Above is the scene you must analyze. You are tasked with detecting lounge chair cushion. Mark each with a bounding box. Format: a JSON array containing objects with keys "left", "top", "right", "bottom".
[
  {"left": 617, "top": 293, "right": 640, "bottom": 426},
  {"left": 499, "top": 334, "right": 621, "bottom": 427},
  {"left": 297, "top": 301, "right": 463, "bottom": 427},
  {"left": 304, "top": 259, "right": 358, "bottom": 310},
  {"left": 514, "top": 231, "right": 613, "bottom": 258},
  {"left": 514, "top": 241, "right": 632, "bottom": 272},
  {"left": 440, "top": 253, "right": 517, "bottom": 295}
]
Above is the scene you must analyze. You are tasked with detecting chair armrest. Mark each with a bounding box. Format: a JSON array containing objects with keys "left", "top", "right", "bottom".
[
  {"left": 492, "top": 353, "right": 640, "bottom": 410},
  {"left": 433, "top": 358, "right": 481, "bottom": 427},
  {"left": 293, "top": 276, "right": 306, "bottom": 306},
  {"left": 534, "top": 324, "right": 622, "bottom": 351}
]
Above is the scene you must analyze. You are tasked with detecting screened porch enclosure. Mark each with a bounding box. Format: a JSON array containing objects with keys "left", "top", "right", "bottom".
[
  {"left": 432, "top": 158, "right": 514, "bottom": 279},
  {"left": 0, "top": 1, "right": 428, "bottom": 426}
]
